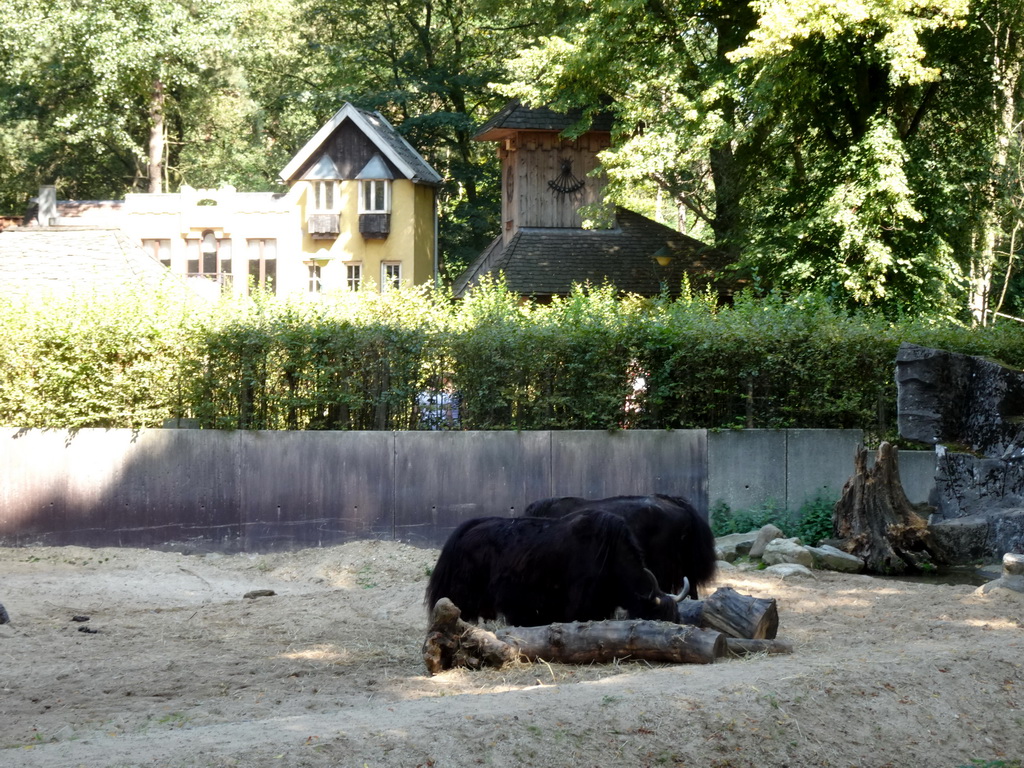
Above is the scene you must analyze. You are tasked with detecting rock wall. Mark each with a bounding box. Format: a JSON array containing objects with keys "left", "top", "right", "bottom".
[{"left": 896, "top": 343, "right": 1024, "bottom": 559}]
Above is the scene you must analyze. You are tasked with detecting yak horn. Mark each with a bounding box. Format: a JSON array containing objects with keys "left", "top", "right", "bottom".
[
  {"left": 643, "top": 568, "right": 661, "bottom": 598},
  {"left": 673, "top": 577, "right": 691, "bottom": 602}
]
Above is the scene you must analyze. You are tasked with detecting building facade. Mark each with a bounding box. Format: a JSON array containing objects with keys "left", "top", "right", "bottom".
[{"left": 8, "top": 103, "right": 441, "bottom": 300}]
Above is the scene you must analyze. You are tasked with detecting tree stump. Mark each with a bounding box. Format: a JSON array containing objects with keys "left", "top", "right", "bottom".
[{"left": 833, "top": 442, "right": 948, "bottom": 574}]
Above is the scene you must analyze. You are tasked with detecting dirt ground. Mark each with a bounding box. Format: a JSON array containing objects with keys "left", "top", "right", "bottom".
[{"left": 0, "top": 540, "right": 1022, "bottom": 768}]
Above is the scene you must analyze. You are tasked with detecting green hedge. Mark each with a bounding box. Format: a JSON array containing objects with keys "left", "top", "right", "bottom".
[{"left": 2, "top": 279, "right": 1023, "bottom": 433}]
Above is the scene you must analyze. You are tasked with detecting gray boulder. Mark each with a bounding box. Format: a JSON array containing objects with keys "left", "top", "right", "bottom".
[
  {"left": 749, "top": 524, "right": 785, "bottom": 558},
  {"left": 763, "top": 563, "right": 816, "bottom": 580},
  {"left": 715, "top": 532, "right": 758, "bottom": 563},
  {"left": 762, "top": 538, "right": 814, "bottom": 568},
  {"left": 807, "top": 544, "right": 864, "bottom": 573}
]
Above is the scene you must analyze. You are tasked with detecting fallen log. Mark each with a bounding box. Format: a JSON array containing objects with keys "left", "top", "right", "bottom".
[
  {"left": 681, "top": 587, "right": 779, "bottom": 640},
  {"left": 422, "top": 598, "right": 519, "bottom": 673},
  {"left": 423, "top": 598, "right": 727, "bottom": 673},
  {"left": 496, "top": 619, "right": 726, "bottom": 665},
  {"left": 724, "top": 638, "right": 794, "bottom": 658}
]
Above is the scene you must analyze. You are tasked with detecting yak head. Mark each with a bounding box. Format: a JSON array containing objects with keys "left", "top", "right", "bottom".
[{"left": 642, "top": 569, "right": 690, "bottom": 622}]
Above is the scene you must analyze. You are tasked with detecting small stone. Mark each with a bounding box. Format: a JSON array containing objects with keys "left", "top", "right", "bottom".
[{"left": 1003, "top": 553, "right": 1024, "bottom": 577}]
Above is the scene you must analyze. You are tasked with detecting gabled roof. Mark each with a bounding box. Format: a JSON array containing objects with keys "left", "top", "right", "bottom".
[
  {"left": 452, "top": 208, "right": 736, "bottom": 299},
  {"left": 0, "top": 227, "right": 187, "bottom": 300},
  {"left": 474, "top": 99, "right": 616, "bottom": 142},
  {"left": 280, "top": 102, "right": 442, "bottom": 186}
]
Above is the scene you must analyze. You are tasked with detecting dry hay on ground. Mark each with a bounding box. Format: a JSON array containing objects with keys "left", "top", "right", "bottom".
[{"left": 0, "top": 540, "right": 1022, "bottom": 767}]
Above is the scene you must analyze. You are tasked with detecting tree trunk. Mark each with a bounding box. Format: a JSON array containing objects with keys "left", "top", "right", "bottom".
[
  {"left": 833, "top": 442, "right": 947, "bottom": 574},
  {"left": 148, "top": 79, "right": 165, "bottom": 195},
  {"left": 422, "top": 590, "right": 790, "bottom": 674}
]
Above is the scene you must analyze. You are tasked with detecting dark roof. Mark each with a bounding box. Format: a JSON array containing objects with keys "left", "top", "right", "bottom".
[
  {"left": 357, "top": 108, "right": 442, "bottom": 184},
  {"left": 452, "top": 208, "right": 737, "bottom": 299},
  {"left": 0, "top": 227, "right": 186, "bottom": 300},
  {"left": 474, "top": 99, "right": 616, "bottom": 142},
  {"left": 280, "top": 102, "right": 442, "bottom": 185}
]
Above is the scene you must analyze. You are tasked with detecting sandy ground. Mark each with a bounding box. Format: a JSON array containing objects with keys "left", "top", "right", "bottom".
[{"left": 0, "top": 540, "right": 1022, "bottom": 768}]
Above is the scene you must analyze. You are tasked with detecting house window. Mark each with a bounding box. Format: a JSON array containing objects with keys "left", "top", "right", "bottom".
[
  {"left": 382, "top": 262, "right": 401, "bottom": 290},
  {"left": 142, "top": 238, "right": 171, "bottom": 268},
  {"left": 308, "top": 263, "right": 322, "bottom": 293},
  {"left": 188, "top": 231, "right": 232, "bottom": 289},
  {"left": 311, "top": 180, "right": 339, "bottom": 214},
  {"left": 346, "top": 263, "right": 362, "bottom": 292},
  {"left": 313, "top": 180, "right": 339, "bottom": 212},
  {"left": 360, "top": 179, "right": 390, "bottom": 213},
  {"left": 247, "top": 238, "right": 277, "bottom": 294}
]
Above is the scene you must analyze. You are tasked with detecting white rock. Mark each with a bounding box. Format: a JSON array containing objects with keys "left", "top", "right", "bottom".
[
  {"left": 763, "top": 563, "right": 816, "bottom": 579},
  {"left": 807, "top": 544, "right": 864, "bottom": 573},
  {"left": 762, "top": 538, "right": 814, "bottom": 568}
]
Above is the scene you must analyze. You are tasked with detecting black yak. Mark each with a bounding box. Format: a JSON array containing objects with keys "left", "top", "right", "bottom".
[
  {"left": 424, "top": 509, "right": 685, "bottom": 626},
  {"left": 523, "top": 494, "right": 717, "bottom": 599}
]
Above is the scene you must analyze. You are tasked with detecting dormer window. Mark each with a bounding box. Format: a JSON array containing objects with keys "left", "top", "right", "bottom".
[
  {"left": 357, "top": 155, "right": 393, "bottom": 238},
  {"left": 312, "top": 180, "right": 339, "bottom": 213}
]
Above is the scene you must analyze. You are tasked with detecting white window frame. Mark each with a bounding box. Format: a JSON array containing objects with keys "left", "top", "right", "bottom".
[
  {"left": 346, "top": 263, "right": 362, "bottom": 292},
  {"left": 381, "top": 262, "right": 401, "bottom": 290},
  {"left": 142, "top": 238, "right": 171, "bottom": 268},
  {"left": 307, "top": 263, "right": 322, "bottom": 294},
  {"left": 359, "top": 179, "right": 391, "bottom": 214},
  {"left": 246, "top": 238, "right": 277, "bottom": 294},
  {"left": 312, "top": 180, "right": 340, "bottom": 213}
]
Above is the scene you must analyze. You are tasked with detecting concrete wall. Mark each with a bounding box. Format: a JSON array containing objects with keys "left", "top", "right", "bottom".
[{"left": 0, "top": 428, "right": 937, "bottom": 551}]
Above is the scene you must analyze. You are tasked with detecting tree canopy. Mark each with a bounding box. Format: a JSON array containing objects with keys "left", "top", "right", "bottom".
[{"left": 1, "top": 0, "right": 1022, "bottom": 319}]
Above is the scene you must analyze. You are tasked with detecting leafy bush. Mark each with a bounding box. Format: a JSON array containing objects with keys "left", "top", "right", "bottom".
[
  {"left": 795, "top": 494, "right": 838, "bottom": 546},
  {"left": 2, "top": 278, "right": 1024, "bottom": 432},
  {"left": 710, "top": 494, "right": 838, "bottom": 545}
]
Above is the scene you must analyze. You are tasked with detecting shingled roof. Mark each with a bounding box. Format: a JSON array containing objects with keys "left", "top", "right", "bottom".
[
  {"left": 452, "top": 208, "right": 735, "bottom": 299},
  {"left": 474, "top": 99, "right": 615, "bottom": 141},
  {"left": 0, "top": 227, "right": 185, "bottom": 301},
  {"left": 280, "top": 102, "right": 442, "bottom": 185}
]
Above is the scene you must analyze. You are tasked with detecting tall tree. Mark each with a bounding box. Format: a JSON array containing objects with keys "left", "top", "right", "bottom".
[
  {"left": 0, "top": 0, "right": 285, "bottom": 205},
  {"left": 501, "top": 0, "right": 1024, "bottom": 317}
]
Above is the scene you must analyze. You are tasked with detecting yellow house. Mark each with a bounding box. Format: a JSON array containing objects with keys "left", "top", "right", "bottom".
[
  {"left": 277, "top": 102, "right": 442, "bottom": 294},
  {"left": 9, "top": 103, "right": 441, "bottom": 299}
]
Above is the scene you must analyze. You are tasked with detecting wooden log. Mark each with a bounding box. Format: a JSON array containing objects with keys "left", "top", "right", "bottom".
[
  {"left": 496, "top": 620, "right": 726, "bottom": 665},
  {"left": 724, "top": 638, "right": 794, "bottom": 658},
  {"left": 681, "top": 587, "right": 779, "bottom": 640},
  {"left": 833, "top": 442, "right": 948, "bottom": 574},
  {"left": 422, "top": 598, "right": 727, "bottom": 673}
]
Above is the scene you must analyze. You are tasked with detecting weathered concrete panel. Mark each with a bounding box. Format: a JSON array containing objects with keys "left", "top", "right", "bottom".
[
  {"left": 708, "top": 430, "right": 787, "bottom": 513},
  {"left": 0, "top": 428, "right": 71, "bottom": 542},
  {"left": 0, "top": 429, "right": 239, "bottom": 548},
  {"left": 393, "top": 431, "right": 550, "bottom": 545},
  {"left": 786, "top": 429, "right": 864, "bottom": 509},
  {"left": 894, "top": 449, "right": 938, "bottom": 506},
  {"left": 239, "top": 431, "right": 393, "bottom": 550},
  {"left": 548, "top": 430, "right": 707, "bottom": 516}
]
